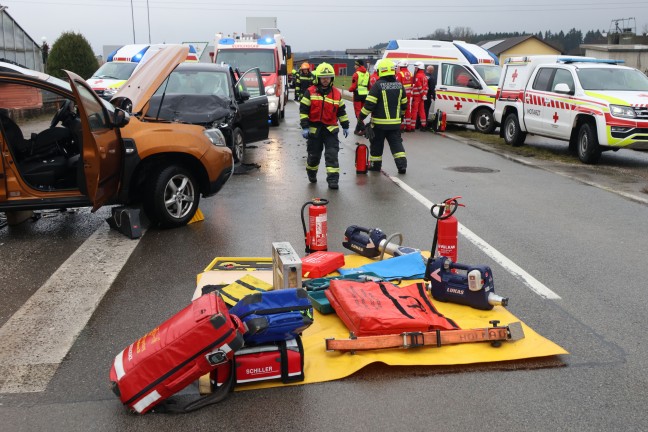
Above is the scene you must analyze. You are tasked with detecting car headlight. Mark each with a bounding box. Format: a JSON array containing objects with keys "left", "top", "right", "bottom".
[
  {"left": 203, "top": 128, "right": 227, "bottom": 147},
  {"left": 103, "top": 87, "right": 119, "bottom": 97},
  {"left": 610, "top": 104, "right": 636, "bottom": 119},
  {"left": 265, "top": 85, "right": 276, "bottom": 96}
]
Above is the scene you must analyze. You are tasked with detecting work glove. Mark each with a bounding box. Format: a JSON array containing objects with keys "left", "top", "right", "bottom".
[
  {"left": 422, "top": 96, "right": 427, "bottom": 100},
  {"left": 365, "top": 125, "right": 375, "bottom": 141},
  {"left": 343, "top": 128, "right": 349, "bottom": 138},
  {"left": 302, "top": 128, "right": 309, "bottom": 139}
]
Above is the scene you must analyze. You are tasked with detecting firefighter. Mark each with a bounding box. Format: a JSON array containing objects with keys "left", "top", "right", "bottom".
[
  {"left": 347, "top": 59, "right": 369, "bottom": 134},
  {"left": 300, "top": 62, "right": 350, "bottom": 189},
  {"left": 295, "top": 62, "right": 315, "bottom": 101},
  {"left": 396, "top": 60, "right": 413, "bottom": 131},
  {"left": 410, "top": 62, "right": 428, "bottom": 131},
  {"left": 358, "top": 58, "right": 408, "bottom": 174}
]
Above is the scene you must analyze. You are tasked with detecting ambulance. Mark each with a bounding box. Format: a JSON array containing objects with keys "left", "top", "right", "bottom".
[
  {"left": 494, "top": 55, "right": 648, "bottom": 164},
  {"left": 382, "top": 39, "right": 501, "bottom": 133},
  {"left": 214, "top": 29, "right": 291, "bottom": 126},
  {"left": 88, "top": 44, "right": 199, "bottom": 100}
]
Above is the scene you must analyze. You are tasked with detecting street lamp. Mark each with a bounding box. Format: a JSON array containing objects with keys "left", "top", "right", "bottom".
[{"left": 130, "top": 0, "right": 136, "bottom": 43}]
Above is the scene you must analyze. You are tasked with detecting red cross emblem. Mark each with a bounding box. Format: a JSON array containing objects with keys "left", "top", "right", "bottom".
[
  {"left": 512, "top": 69, "right": 519, "bottom": 82},
  {"left": 553, "top": 112, "right": 559, "bottom": 123},
  {"left": 454, "top": 102, "right": 463, "bottom": 110}
]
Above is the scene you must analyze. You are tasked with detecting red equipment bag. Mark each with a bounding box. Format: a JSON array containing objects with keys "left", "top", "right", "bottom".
[
  {"left": 211, "top": 336, "right": 305, "bottom": 388},
  {"left": 302, "top": 251, "right": 345, "bottom": 279},
  {"left": 109, "top": 293, "right": 244, "bottom": 414},
  {"left": 325, "top": 280, "right": 459, "bottom": 337}
]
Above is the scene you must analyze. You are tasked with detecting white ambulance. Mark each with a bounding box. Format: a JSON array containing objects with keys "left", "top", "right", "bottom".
[
  {"left": 88, "top": 44, "right": 199, "bottom": 100},
  {"left": 382, "top": 39, "right": 501, "bottom": 133},
  {"left": 214, "top": 29, "right": 291, "bottom": 126},
  {"left": 494, "top": 55, "right": 648, "bottom": 164}
]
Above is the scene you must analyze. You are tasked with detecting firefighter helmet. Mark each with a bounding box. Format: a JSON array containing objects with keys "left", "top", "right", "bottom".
[
  {"left": 376, "top": 59, "right": 396, "bottom": 77},
  {"left": 315, "top": 62, "right": 335, "bottom": 83},
  {"left": 414, "top": 61, "right": 425, "bottom": 70}
]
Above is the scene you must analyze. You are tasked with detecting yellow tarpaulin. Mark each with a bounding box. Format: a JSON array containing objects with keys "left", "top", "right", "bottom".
[{"left": 195, "top": 255, "right": 568, "bottom": 391}]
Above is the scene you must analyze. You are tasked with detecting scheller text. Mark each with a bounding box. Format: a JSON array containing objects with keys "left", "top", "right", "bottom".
[{"left": 247, "top": 366, "right": 275, "bottom": 375}]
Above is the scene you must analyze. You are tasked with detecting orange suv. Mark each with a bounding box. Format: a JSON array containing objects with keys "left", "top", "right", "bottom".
[{"left": 0, "top": 46, "right": 233, "bottom": 227}]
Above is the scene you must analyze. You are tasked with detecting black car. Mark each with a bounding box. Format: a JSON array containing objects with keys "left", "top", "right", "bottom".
[{"left": 145, "top": 63, "right": 270, "bottom": 162}]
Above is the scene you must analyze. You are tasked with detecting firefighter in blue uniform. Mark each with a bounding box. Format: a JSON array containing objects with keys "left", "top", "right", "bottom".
[{"left": 300, "top": 62, "right": 350, "bottom": 189}]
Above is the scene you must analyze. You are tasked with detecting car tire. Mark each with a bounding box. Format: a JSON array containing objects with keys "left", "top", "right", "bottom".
[
  {"left": 503, "top": 113, "right": 526, "bottom": 147},
  {"left": 577, "top": 122, "right": 601, "bottom": 164},
  {"left": 270, "top": 108, "right": 280, "bottom": 126},
  {"left": 473, "top": 108, "right": 496, "bottom": 134},
  {"left": 231, "top": 127, "right": 245, "bottom": 163},
  {"left": 145, "top": 165, "right": 200, "bottom": 228}
]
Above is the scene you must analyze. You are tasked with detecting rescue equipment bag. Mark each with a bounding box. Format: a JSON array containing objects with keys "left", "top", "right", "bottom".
[
  {"left": 325, "top": 280, "right": 459, "bottom": 337},
  {"left": 229, "top": 288, "right": 314, "bottom": 345},
  {"left": 201, "top": 274, "right": 273, "bottom": 307},
  {"left": 210, "top": 336, "right": 305, "bottom": 387},
  {"left": 109, "top": 292, "right": 244, "bottom": 414}
]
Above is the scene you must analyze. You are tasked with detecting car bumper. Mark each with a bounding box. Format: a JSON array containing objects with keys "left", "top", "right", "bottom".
[{"left": 206, "top": 162, "right": 234, "bottom": 197}]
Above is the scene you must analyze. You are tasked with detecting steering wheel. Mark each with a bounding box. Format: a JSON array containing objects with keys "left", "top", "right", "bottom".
[{"left": 50, "top": 99, "right": 73, "bottom": 128}]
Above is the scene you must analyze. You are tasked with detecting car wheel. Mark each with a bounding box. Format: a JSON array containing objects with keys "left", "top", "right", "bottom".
[
  {"left": 231, "top": 127, "right": 245, "bottom": 163},
  {"left": 503, "top": 113, "right": 526, "bottom": 147},
  {"left": 577, "top": 122, "right": 601, "bottom": 164},
  {"left": 145, "top": 165, "right": 200, "bottom": 228},
  {"left": 473, "top": 108, "right": 496, "bottom": 134},
  {"left": 270, "top": 110, "right": 280, "bottom": 126}
]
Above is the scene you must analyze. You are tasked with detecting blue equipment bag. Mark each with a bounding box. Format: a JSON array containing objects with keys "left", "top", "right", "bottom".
[{"left": 229, "top": 288, "right": 314, "bottom": 345}]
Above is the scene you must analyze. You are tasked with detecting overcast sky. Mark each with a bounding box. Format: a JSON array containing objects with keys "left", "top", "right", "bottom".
[{"left": 3, "top": 0, "right": 647, "bottom": 55}]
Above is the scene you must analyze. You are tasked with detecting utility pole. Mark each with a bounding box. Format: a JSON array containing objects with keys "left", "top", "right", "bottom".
[
  {"left": 130, "top": 0, "right": 136, "bottom": 43},
  {"left": 146, "top": 0, "right": 151, "bottom": 43}
]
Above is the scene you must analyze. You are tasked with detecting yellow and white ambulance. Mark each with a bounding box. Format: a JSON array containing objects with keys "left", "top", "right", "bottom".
[
  {"left": 494, "top": 55, "right": 648, "bottom": 164},
  {"left": 382, "top": 39, "right": 501, "bottom": 133}
]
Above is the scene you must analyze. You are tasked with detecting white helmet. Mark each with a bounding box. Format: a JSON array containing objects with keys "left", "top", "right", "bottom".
[
  {"left": 398, "top": 60, "right": 408, "bottom": 68},
  {"left": 414, "top": 61, "right": 425, "bottom": 70}
]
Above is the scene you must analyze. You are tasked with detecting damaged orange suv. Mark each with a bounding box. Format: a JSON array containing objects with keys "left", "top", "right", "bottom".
[{"left": 0, "top": 46, "right": 233, "bottom": 227}]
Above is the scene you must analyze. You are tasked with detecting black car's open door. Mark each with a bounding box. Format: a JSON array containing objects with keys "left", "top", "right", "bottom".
[
  {"left": 65, "top": 71, "right": 122, "bottom": 211},
  {"left": 235, "top": 68, "right": 269, "bottom": 143}
]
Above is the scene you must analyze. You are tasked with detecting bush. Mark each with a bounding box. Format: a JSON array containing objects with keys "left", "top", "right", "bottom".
[{"left": 46, "top": 32, "right": 98, "bottom": 79}]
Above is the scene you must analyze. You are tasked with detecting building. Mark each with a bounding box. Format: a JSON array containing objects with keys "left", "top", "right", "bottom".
[
  {"left": 581, "top": 28, "right": 648, "bottom": 74},
  {"left": 479, "top": 35, "right": 562, "bottom": 64},
  {"left": 0, "top": 5, "right": 44, "bottom": 71}
]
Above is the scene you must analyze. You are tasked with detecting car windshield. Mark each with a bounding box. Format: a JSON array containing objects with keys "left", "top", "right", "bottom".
[
  {"left": 154, "top": 69, "right": 230, "bottom": 97},
  {"left": 91, "top": 62, "right": 138, "bottom": 80},
  {"left": 577, "top": 68, "right": 648, "bottom": 91},
  {"left": 473, "top": 65, "right": 501, "bottom": 86},
  {"left": 215, "top": 49, "right": 275, "bottom": 74}
]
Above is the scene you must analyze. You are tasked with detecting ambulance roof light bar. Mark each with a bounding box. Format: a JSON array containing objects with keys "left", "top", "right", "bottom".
[{"left": 557, "top": 57, "right": 624, "bottom": 65}]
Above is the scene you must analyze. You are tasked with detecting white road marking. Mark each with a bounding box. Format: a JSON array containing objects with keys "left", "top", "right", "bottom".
[
  {"left": 0, "top": 224, "right": 142, "bottom": 393},
  {"left": 388, "top": 176, "right": 561, "bottom": 300}
]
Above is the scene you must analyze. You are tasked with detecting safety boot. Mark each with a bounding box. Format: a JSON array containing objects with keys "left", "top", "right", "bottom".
[
  {"left": 368, "top": 162, "right": 382, "bottom": 172},
  {"left": 327, "top": 175, "right": 339, "bottom": 189},
  {"left": 307, "top": 171, "right": 317, "bottom": 183}
]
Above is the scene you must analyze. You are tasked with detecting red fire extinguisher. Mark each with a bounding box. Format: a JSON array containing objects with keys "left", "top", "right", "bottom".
[
  {"left": 355, "top": 143, "right": 368, "bottom": 174},
  {"left": 436, "top": 109, "right": 447, "bottom": 132},
  {"left": 429, "top": 196, "right": 464, "bottom": 263},
  {"left": 301, "top": 198, "right": 329, "bottom": 254}
]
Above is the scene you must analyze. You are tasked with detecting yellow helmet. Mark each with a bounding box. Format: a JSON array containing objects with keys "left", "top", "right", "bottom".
[
  {"left": 376, "top": 59, "right": 396, "bottom": 77},
  {"left": 315, "top": 62, "right": 335, "bottom": 83}
]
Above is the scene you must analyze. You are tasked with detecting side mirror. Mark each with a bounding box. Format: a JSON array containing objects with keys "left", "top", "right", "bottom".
[
  {"left": 113, "top": 108, "right": 130, "bottom": 128},
  {"left": 279, "top": 64, "right": 287, "bottom": 76},
  {"left": 286, "top": 45, "right": 292, "bottom": 59},
  {"left": 554, "top": 83, "right": 572, "bottom": 95},
  {"left": 238, "top": 90, "right": 250, "bottom": 101},
  {"left": 467, "top": 79, "right": 481, "bottom": 89}
]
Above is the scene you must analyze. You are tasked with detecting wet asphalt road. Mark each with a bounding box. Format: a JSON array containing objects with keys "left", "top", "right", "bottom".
[{"left": 1, "top": 97, "right": 648, "bottom": 431}]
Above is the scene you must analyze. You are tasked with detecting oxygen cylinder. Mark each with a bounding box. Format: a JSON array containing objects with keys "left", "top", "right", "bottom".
[
  {"left": 355, "top": 143, "right": 368, "bottom": 174},
  {"left": 436, "top": 206, "right": 458, "bottom": 262},
  {"left": 301, "top": 198, "right": 329, "bottom": 253}
]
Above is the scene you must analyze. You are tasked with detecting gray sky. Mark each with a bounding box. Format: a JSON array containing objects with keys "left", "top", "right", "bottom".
[{"left": 3, "top": 0, "right": 647, "bottom": 54}]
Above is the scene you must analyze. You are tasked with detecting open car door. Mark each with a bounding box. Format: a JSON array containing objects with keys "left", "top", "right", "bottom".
[
  {"left": 236, "top": 68, "right": 269, "bottom": 143},
  {"left": 65, "top": 70, "right": 122, "bottom": 211}
]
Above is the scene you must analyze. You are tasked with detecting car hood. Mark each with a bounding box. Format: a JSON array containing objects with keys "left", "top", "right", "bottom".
[
  {"left": 112, "top": 45, "right": 188, "bottom": 113},
  {"left": 584, "top": 90, "right": 648, "bottom": 107},
  {"left": 147, "top": 94, "right": 232, "bottom": 124}
]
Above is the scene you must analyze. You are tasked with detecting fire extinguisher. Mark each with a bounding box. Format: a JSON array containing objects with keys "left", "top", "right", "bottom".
[
  {"left": 355, "top": 143, "right": 368, "bottom": 174},
  {"left": 436, "top": 109, "right": 447, "bottom": 132},
  {"left": 428, "top": 196, "right": 464, "bottom": 263},
  {"left": 301, "top": 198, "right": 329, "bottom": 254}
]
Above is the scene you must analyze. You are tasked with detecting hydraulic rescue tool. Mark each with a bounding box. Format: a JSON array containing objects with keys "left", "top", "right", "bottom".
[
  {"left": 325, "top": 321, "right": 525, "bottom": 352},
  {"left": 425, "top": 256, "right": 509, "bottom": 310},
  {"left": 342, "top": 225, "right": 419, "bottom": 260},
  {"left": 301, "top": 198, "right": 329, "bottom": 254}
]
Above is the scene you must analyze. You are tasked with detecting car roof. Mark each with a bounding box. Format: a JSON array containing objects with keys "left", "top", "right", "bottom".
[
  {"left": 174, "top": 63, "right": 231, "bottom": 72},
  {"left": 0, "top": 62, "right": 71, "bottom": 90}
]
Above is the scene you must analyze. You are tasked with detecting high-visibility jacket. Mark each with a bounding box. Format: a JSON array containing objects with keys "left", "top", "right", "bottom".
[
  {"left": 411, "top": 69, "right": 428, "bottom": 97},
  {"left": 300, "top": 85, "right": 350, "bottom": 133},
  {"left": 349, "top": 66, "right": 369, "bottom": 99},
  {"left": 296, "top": 71, "right": 315, "bottom": 98},
  {"left": 396, "top": 67, "right": 413, "bottom": 96},
  {"left": 358, "top": 76, "right": 408, "bottom": 130}
]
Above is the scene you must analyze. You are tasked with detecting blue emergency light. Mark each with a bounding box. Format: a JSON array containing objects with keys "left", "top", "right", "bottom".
[
  {"left": 258, "top": 37, "right": 274, "bottom": 45},
  {"left": 454, "top": 43, "right": 478, "bottom": 65},
  {"left": 386, "top": 40, "right": 399, "bottom": 50},
  {"left": 219, "top": 38, "right": 235, "bottom": 45},
  {"left": 132, "top": 46, "right": 150, "bottom": 62},
  {"left": 558, "top": 57, "right": 624, "bottom": 64},
  {"left": 106, "top": 47, "right": 122, "bottom": 63}
]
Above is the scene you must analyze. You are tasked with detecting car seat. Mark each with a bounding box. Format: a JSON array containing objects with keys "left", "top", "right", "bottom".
[{"left": 0, "top": 109, "right": 27, "bottom": 156}]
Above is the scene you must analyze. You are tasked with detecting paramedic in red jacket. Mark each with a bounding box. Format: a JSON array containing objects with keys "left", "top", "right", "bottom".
[
  {"left": 348, "top": 60, "right": 370, "bottom": 134},
  {"left": 410, "top": 62, "right": 428, "bottom": 131},
  {"left": 396, "top": 60, "right": 413, "bottom": 131}
]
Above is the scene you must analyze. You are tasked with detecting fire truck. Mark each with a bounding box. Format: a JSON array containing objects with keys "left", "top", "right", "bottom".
[{"left": 214, "top": 29, "right": 291, "bottom": 126}]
